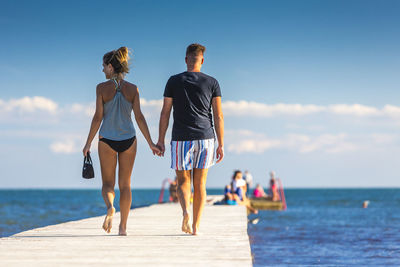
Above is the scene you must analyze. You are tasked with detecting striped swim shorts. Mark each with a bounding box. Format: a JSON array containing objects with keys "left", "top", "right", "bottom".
[{"left": 170, "top": 139, "right": 216, "bottom": 170}]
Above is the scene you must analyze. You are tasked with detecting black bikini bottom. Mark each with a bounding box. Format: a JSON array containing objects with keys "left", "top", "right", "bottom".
[{"left": 99, "top": 136, "right": 136, "bottom": 153}]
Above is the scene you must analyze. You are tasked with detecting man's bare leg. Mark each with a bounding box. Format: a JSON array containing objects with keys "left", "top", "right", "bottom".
[
  {"left": 176, "top": 170, "right": 192, "bottom": 234},
  {"left": 98, "top": 141, "right": 117, "bottom": 233},
  {"left": 192, "top": 168, "right": 208, "bottom": 235},
  {"left": 117, "top": 140, "right": 137, "bottom": 236}
]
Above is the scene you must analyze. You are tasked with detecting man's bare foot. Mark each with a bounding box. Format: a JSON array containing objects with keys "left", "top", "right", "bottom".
[
  {"left": 102, "top": 207, "right": 115, "bottom": 233},
  {"left": 119, "top": 225, "right": 127, "bottom": 236},
  {"left": 181, "top": 213, "right": 192, "bottom": 234}
]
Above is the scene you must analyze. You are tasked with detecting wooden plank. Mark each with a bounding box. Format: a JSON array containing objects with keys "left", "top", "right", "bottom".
[{"left": 0, "top": 196, "right": 252, "bottom": 267}]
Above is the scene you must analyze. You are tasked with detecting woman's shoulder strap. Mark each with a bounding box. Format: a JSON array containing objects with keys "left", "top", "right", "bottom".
[{"left": 110, "top": 78, "right": 120, "bottom": 91}]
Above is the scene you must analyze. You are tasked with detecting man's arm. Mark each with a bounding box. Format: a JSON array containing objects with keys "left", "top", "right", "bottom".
[
  {"left": 157, "top": 97, "right": 173, "bottom": 156},
  {"left": 212, "top": 96, "right": 224, "bottom": 163}
]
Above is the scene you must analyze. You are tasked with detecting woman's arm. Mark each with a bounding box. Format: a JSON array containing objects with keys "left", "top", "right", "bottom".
[
  {"left": 83, "top": 85, "right": 103, "bottom": 156},
  {"left": 132, "top": 86, "right": 160, "bottom": 155},
  {"left": 212, "top": 96, "right": 224, "bottom": 163}
]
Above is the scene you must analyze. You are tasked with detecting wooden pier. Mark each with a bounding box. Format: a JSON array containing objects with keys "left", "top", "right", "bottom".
[{"left": 0, "top": 196, "right": 252, "bottom": 266}]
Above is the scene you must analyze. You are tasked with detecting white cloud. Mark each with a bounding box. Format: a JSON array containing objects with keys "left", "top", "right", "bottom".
[
  {"left": 50, "top": 135, "right": 99, "bottom": 154},
  {"left": 222, "top": 100, "right": 400, "bottom": 118},
  {"left": 227, "top": 130, "right": 360, "bottom": 154},
  {"left": 68, "top": 103, "right": 95, "bottom": 117},
  {"left": 65, "top": 98, "right": 162, "bottom": 118},
  {"left": 222, "top": 101, "right": 325, "bottom": 117},
  {"left": 140, "top": 98, "right": 163, "bottom": 109},
  {"left": 328, "top": 104, "right": 379, "bottom": 116},
  {"left": 370, "top": 133, "right": 398, "bottom": 144},
  {"left": 227, "top": 138, "right": 281, "bottom": 154},
  {"left": 140, "top": 98, "right": 163, "bottom": 118},
  {"left": 294, "top": 133, "right": 357, "bottom": 153},
  {"left": 383, "top": 105, "right": 400, "bottom": 117},
  {"left": 2, "top": 96, "right": 400, "bottom": 155},
  {"left": 2, "top": 96, "right": 400, "bottom": 121},
  {"left": 0, "top": 129, "right": 82, "bottom": 140},
  {"left": 50, "top": 139, "right": 79, "bottom": 154},
  {"left": 0, "top": 96, "right": 58, "bottom": 114}
]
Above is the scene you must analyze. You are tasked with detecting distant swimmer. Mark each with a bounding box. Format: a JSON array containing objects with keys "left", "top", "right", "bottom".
[
  {"left": 363, "top": 200, "right": 370, "bottom": 208},
  {"left": 157, "top": 43, "right": 224, "bottom": 235},
  {"left": 83, "top": 47, "right": 160, "bottom": 236}
]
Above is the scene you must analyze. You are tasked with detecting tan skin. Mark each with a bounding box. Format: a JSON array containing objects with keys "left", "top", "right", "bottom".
[
  {"left": 83, "top": 62, "right": 160, "bottom": 236},
  {"left": 156, "top": 54, "right": 224, "bottom": 235}
]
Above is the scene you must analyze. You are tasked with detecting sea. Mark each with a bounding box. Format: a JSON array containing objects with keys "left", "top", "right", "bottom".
[{"left": 1, "top": 188, "right": 399, "bottom": 266}]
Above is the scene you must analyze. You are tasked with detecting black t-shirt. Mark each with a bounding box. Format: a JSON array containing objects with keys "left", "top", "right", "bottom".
[{"left": 164, "top": 71, "right": 222, "bottom": 141}]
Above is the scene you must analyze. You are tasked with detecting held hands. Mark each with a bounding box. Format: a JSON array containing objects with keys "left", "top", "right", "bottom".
[
  {"left": 150, "top": 142, "right": 161, "bottom": 156},
  {"left": 155, "top": 141, "right": 165, "bottom": 157},
  {"left": 216, "top": 145, "right": 224, "bottom": 163}
]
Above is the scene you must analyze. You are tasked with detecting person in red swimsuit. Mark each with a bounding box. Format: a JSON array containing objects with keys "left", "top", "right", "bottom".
[{"left": 269, "top": 171, "right": 280, "bottom": 202}]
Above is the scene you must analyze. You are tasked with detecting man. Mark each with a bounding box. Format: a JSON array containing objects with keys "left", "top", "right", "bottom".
[{"left": 157, "top": 43, "right": 224, "bottom": 235}]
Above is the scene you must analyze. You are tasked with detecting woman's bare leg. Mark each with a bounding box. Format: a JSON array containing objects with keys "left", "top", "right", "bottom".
[
  {"left": 192, "top": 168, "right": 208, "bottom": 235},
  {"left": 233, "top": 194, "right": 258, "bottom": 214},
  {"left": 117, "top": 139, "right": 137, "bottom": 236},
  {"left": 98, "top": 141, "right": 117, "bottom": 233}
]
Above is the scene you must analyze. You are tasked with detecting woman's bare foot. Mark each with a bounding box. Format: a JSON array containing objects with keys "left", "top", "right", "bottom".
[
  {"left": 119, "top": 225, "right": 127, "bottom": 236},
  {"left": 192, "top": 225, "right": 201, "bottom": 236},
  {"left": 102, "top": 207, "right": 115, "bottom": 233},
  {"left": 181, "top": 213, "right": 192, "bottom": 234}
]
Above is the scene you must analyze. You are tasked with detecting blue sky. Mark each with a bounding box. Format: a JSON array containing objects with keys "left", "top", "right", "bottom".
[{"left": 1, "top": 0, "right": 400, "bottom": 188}]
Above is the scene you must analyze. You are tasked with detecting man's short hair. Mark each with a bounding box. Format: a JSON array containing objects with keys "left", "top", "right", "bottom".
[{"left": 186, "top": 43, "right": 206, "bottom": 57}]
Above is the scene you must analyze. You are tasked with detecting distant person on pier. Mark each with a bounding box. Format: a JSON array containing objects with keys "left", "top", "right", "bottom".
[
  {"left": 225, "top": 170, "right": 258, "bottom": 213},
  {"left": 169, "top": 177, "right": 178, "bottom": 203},
  {"left": 269, "top": 171, "right": 280, "bottom": 202},
  {"left": 224, "top": 184, "right": 236, "bottom": 205},
  {"left": 253, "top": 184, "right": 267, "bottom": 198},
  {"left": 243, "top": 170, "right": 253, "bottom": 196},
  {"left": 157, "top": 43, "right": 224, "bottom": 235}
]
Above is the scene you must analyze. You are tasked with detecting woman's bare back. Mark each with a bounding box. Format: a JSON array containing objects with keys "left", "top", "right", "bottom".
[{"left": 98, "top": 80, "right": 137, "bottom": 104}]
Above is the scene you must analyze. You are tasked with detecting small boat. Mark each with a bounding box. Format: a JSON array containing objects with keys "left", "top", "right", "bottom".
[
  {"left": 250, "top": 178, "right": 287, "bottom": 210},
  {"left": 250, "top": 197, "right": 284, "bottom": 210}
]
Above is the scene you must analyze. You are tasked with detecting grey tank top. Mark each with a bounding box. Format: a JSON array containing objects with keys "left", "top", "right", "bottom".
[{"left": 99, "top": 79, "right": 136, "bottom": 141}]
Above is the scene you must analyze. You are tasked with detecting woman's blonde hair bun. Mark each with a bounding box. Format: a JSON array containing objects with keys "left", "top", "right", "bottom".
[{"left": 103, "top": 46, "right": 132, "bottom": 74}]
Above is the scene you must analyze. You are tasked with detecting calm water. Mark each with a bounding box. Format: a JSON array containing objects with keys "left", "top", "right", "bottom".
[
  {"left": 1, "top": 189, "right": 399, "bottom": 265},
  {"left": 249, "top": 189, "right": 400, "bottom": 266}
]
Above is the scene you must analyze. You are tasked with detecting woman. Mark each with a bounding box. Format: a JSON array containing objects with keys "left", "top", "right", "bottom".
[
  {"left": 228, "top": 170, "right": 258, "bottom": 214},
  {"left": 83, "top": 47, "right": 160, "bottom": 236},
  {"left": 253, "top": 184, "right": 267, "bottom": 198}
]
